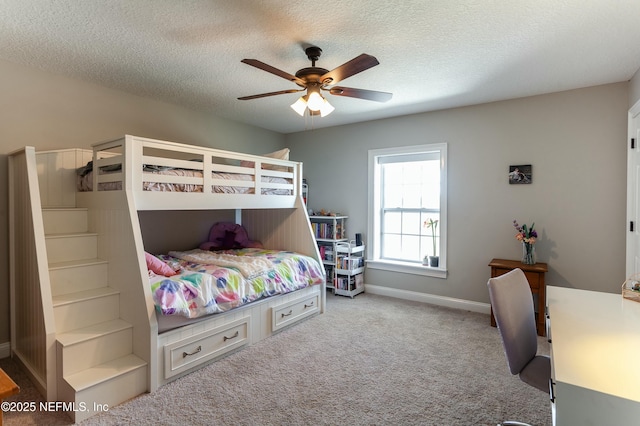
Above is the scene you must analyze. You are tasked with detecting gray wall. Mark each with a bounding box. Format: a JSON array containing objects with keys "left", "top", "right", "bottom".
[
  {"left": 286, "top": 83, "right": 629, "bottom": 304},
  {"left": 0, "top": 58, "right": 285, "bottom": 346},
  {"left": 0, "top": 53, "right": 636, "bottom": 348}
]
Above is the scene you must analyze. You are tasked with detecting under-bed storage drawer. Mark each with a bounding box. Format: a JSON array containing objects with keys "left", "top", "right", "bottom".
[
  {"left": 272, "top": 293, "right": 319, "bottom": 332},
  {"left": 164, "top": 316, "right": 250, "bottom": 379}
]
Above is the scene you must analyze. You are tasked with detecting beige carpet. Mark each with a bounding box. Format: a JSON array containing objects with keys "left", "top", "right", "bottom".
[{"left": 1, "top": 292, "right": 551, "bottom": 425}]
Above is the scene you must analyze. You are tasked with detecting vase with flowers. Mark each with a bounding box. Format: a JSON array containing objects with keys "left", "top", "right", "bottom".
[
  {"left": 423, "top": 218, "right": 439, "bottom": 267},
  {"left": 513, "top": 220, "right": 537, "bottom": 264}
]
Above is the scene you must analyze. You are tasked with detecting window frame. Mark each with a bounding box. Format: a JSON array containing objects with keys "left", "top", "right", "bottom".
[{"left": 367, "top": 143, "right": 448, "bottom": 278}]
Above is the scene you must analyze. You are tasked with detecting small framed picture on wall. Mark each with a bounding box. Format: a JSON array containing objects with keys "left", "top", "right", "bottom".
[{"left": 509, "top": 164, "right": 532, "bottom": 184}]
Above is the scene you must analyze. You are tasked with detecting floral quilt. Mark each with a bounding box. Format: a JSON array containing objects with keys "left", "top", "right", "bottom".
[{"left": 149, "top": 248, "right": 325, "bottom": 318}]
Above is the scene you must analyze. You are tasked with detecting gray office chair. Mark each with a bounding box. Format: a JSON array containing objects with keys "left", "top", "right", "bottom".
[{"left": 487, "top": 268, "right": 551, "bottom": 426}]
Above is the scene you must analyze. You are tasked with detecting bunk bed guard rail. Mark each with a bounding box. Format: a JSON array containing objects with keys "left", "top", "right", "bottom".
[{"left": 88, "top": 135, "right": 302, "bottom": 210}]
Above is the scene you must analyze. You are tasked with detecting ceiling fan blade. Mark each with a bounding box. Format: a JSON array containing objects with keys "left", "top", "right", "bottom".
[
  {"left": 320, "top": 54, "right": 380, "bottom": 85},
  {"left": 238, "top": 89, "right": 304, "bottom": 100},
  {"left": 329, "top": 86, "right": 392, "bottom": 102},
  {"left": 241, "top": 59, "right": 306, "bottom": 86}
]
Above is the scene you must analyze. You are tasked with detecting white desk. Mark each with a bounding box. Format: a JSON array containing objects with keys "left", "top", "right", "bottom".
[{"left": 547, "top": 286, "right": 640, "bottom": 425}]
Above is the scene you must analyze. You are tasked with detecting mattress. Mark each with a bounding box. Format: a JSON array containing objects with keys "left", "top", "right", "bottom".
[
  {"left": 149, "top": 248, "right": 324, "bottom": 330},
  {"left": 76, "top": 164, "right": 292, "bottom": 194}
]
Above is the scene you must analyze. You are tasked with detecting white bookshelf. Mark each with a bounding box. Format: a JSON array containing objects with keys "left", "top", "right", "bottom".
[
  {"left": 309, "top": 215, "right": 347, "bottom": 291},
  {"left": 334, "top": 242, "right": 365, "bottom": 298}
]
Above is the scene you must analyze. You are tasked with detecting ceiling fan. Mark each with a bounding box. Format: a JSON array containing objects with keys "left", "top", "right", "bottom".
[{"left": 238, "top": 46, "right": 392, "bottom": 117}]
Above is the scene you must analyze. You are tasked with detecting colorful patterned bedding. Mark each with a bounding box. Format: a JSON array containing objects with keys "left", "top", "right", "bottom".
[{"left": 149, "top": 248, "right": 324, "bottom": 318}]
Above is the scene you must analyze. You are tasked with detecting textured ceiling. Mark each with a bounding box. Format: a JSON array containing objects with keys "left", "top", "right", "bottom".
[{"left": 2, "top": 1, "right": 640, "bottom": 134}]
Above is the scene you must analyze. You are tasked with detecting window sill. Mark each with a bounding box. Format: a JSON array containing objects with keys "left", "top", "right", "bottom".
[{"left": 366, "top": 260, "right": 447, "bottom": 279}]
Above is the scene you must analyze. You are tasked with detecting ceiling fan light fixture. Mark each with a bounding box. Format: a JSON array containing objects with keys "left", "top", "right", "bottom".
[
  {"left": 306, "top": 91, "right": 324, "bottom": 111},
  {"left": 290, "top": 96, "right": 307, "bottom": 116},
  {"left": 319, "top": 98, "right": 335, "bottom": 117},
  {"left": 240, "top": 46, "right": 391, "bottom": 122}
]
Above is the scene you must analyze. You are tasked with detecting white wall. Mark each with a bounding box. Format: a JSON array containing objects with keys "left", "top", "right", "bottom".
[
  {"left": 286, "top": 83, "right": 629, "bottom": 304},
  {"left": 0, "top": 58, "right": 286, "bottom": 346}
]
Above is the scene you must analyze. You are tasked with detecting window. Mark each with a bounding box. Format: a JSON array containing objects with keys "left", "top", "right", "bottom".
[{"left": 367, "top": 143, "right": 447, "bottom": 277}]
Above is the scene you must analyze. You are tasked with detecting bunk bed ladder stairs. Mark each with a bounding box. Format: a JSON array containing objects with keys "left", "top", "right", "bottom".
[{"left": 44, "top": 207, "right": 147, "bottom": 422}]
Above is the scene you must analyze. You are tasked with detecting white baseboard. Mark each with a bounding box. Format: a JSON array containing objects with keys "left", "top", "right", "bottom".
[
  {"left": 0, "top": 341, "right": 11, "bottom": 359},
  {"left": 364, "top": 284, "right": 491, "bottom": 315}
]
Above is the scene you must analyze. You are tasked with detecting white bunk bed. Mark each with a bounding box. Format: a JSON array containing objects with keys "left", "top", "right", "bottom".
[{"left": 9, "top": 135, "right": 324, "bottom": 421}]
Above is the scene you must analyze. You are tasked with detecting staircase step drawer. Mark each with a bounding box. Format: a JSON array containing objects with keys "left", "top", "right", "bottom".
[
  {"left": 49, "top": 259, "right": 108, "bottom": 296},
  {"left": 43, "top": 208, "right": 88, "bottom": 234},
  {"left": 272, "top": 293, "right": 319, "bottom": 332},
  {"left": 46, "top": 233, "right": 98, "bottom": 263},
  {"left": 164, "top": 316, "right": 250, "bottom": 379},
  {"left": 53, "top": 288, "right": 120, "bottom": 333}
]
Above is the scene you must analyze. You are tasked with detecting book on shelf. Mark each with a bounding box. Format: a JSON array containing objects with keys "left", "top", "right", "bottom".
[
  {"left": 335, "top": 273, "right": 363, "bottom": 291},
  {"left": 311, "top": 222, "right": 336, "bottom": 239},
  {"left": 355, "top": 274, "right": 364, "bottom": 289},
  {"left": 324, "top": 265, "right": 334, "bottom": 284},
  {"left": 337, "top": 255, "right": 364, "bottom": 270},
  {"left": 310, "top": 218, "right": 345, "bottom": 239},
  {"left": 318, "top": 244, "right": 334, "bottom": 261}
]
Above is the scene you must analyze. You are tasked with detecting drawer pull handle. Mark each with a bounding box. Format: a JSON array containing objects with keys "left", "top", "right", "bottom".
[
  {"left": 224, "top": 331, "right": 239, "bottom": 342},
  {"left": 182, "top": 345, "right": 202, "bottom": 358},
  {"left": 281, "top": 310, "right": 293, "bottom": 318},
  {"left": 549, "top": 378, "right": 556, "bottom": 403},
  {"left": 304, "top": 302, "right": 314, "bottom": 308}
]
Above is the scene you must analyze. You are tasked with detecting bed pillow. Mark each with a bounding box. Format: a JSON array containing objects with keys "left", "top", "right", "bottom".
[
  {"left": 264, "top": 148, "right": 290, "bottom": 160},
  {"left": 263, "top": 148, "right": 290, "bottom": 172},
  {"left": 145, "top": 252, "right": 177, "bottom": 276},
  {"left": 240, "top": 148, "right": 290, "bottom": 172}
]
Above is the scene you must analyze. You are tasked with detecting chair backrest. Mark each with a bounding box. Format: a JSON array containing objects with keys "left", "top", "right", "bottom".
[{"left": 487, "top": 268, "right": 538, "bottom": 375}]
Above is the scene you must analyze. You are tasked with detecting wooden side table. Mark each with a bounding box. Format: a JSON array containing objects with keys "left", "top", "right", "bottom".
[
  {"left": 0, "top": 368, "right": 20, "bottom": 426},
  {"left": 488, "top": 258, "right": 548, "bottom": 336}
]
